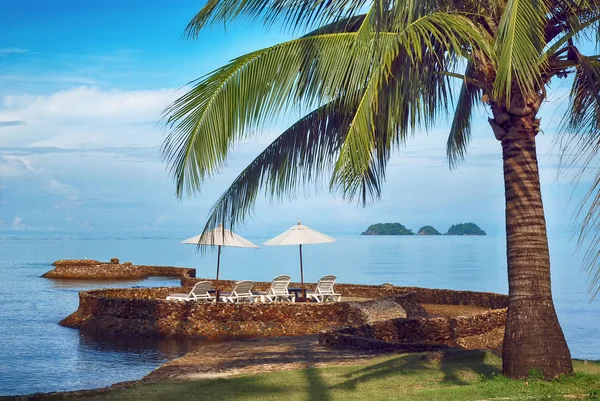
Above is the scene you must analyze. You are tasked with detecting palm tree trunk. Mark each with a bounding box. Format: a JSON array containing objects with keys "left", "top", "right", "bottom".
[{"left": 498, "top": 115, "right": 573, "bottom": 379}]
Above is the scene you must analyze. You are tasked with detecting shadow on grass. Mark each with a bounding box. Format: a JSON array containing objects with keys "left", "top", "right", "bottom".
[
  {"left": 439, "top": 349, "right": 500, "bottom": 385},
  {"left": 333, "top": 349, "right": 501, "bottom": 390},
  {"left": 296, "top": 341, "right": 333, "bottom": 401},
  {"left": 332, "top": 354, "right": 432, "bottom": 390},
  {"left": 92, "top": 375, "right": 291, "bottom": 401}
]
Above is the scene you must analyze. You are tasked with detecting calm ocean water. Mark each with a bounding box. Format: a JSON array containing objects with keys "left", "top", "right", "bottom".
[{"left": 0, "top": 233, "right": 598, "bottom": 396}]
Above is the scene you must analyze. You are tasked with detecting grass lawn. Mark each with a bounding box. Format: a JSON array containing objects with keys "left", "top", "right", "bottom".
[{"left": 59, "top": 350, "right": 600, "bottom": 401}]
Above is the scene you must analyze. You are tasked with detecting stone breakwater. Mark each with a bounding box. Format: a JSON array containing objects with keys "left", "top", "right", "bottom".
[
  {"left": 42, "top": 259, "right": 195, "bottom": 284},
  {"left": 179, "top": 277, "right": 509, "bottom": 309},
  {"left": 60, "top": 286, "right": 419, "bottom": 339},
  {"left": 60, "top": 281, "right": 508, "bottom": 345},
  {"left": 319, "top": 307, "right": 507, "bottom": 351}
]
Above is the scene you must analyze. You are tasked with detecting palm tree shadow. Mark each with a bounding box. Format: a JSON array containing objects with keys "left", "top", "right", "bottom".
[
  {"left": 332, "top": 354, "right": 432, "bottom": 390},
  {"left": 297, "top": 344, "right": 332, "bottom": 401},
  {"left": 332, "top": 349, "right": 501, "bottom": 390},
  {"left": 303, "top": 367, "right": 331, "bottom": 401},
  {"left": 439, "top": 349, "right": 501, "bottom": 385}
]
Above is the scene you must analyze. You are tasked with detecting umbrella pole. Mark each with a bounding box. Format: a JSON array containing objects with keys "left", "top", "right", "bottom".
[
  {"left": 216, "top": 245, "right": 221, "bottom": 302},
  {"left": 299, "top": 244, "right": 305, "bottom": 299}
]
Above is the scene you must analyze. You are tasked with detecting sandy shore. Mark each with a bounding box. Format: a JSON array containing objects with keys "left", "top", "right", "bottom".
[
  {"left": 1, "top": 335, "right": 394, "bottom": 401},
  {"left": 146, "top": 335, "right": 393, "bottom": 382}
]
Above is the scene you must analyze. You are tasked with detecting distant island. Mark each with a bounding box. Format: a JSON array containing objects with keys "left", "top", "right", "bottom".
[
  {"left": 417, "top": 225, "right": 441, "bottom": 235},
  {"left": 361, "top": 223, "right": 414, "bottom": 235},
  {"left": 445, "top": 223, "right": 487, "bottom": 236},
  {"left": 361, "top": 222, "right": 487, "bottom": 236}
]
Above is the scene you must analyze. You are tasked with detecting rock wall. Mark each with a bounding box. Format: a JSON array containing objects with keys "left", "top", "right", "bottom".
[
  {"left": 42, "top": 260, "right": 195, "bottom": 283},
  {"left": 60, "top": 287, "right": 419, "bottom": 339},
  {"left": 320, "top": 308, "right": 507, "bottom": 351},
  {"left": 59, "top": 282, "right": 507, "bottom": 343},
  {"left": 180, "top": 278, "right": 509, "bottom": 309}
]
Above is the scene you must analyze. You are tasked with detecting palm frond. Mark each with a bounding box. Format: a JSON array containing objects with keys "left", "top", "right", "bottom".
[
  {"left": 447, "top": 62, "right": 482, "bottom": 169},
  {"left": 544, "top": 13, "right": 600, "bottom": 60},
  {"left": 202, "top": 101, "right": 353, "bottom": 236},
  {"left": 161, "top": 32, "right": 377, "bottom": 198},
  {"left": 493, "top": 0, "right": 548, "bottom": 104},
  {"left": 185, "top": 0, "right": 370, "bottom": 36},
  {"left": 302, "top": 15, "right": 366, "bottom": 36},
  {"left": 331, "top": 12, "right": 493, "bottom": 203},
  {"left": 557, "top": 50, "right": 600, "bottom": 297}
]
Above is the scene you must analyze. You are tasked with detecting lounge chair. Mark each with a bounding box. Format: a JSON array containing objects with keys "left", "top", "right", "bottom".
[
  {"left": 307, "top": 275, "right": 342, "bottom": 303},
  {"left": 220, "top": 280, "right": 255, "bottom": 303},
  {"left": 166, "top": 281, "right": 215, "bottom": 302},
  {"left": 261, "top": 275, "right": 295, "bottom": 303}
]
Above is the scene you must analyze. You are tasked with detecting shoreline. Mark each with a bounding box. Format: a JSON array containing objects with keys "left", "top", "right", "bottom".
[
  {"left": 0, "top": 335, "right": 393, "bottom": 400},
  {"left": 6, "top": 260, "right": 509, "bottom": 399},
  {"left": 3, "top": 334, "right": 598, "bottom": 401},
  {"left": 42, "top": 259, "right": 195, "bottom": 283}
]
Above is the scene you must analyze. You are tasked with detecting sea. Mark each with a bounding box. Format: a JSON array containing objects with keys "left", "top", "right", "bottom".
[{"left": 0, "top": 233, "right": 598, "bottom": 396}]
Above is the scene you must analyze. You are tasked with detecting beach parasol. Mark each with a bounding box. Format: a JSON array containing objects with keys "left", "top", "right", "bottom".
[
  {"left": 181, "top": 225, "right": 258, "bottom": 296},
  {"left": 263, "top": 222, "right": 336, "bottom": 298}
]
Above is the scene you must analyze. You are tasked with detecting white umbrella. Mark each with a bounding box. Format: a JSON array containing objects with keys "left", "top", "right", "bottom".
[
  {"left": 264, "top": 222, "right": 336, "bottom": 298},
  {"left": 181, "top": 225, "right": 258, "bottom": 292}
]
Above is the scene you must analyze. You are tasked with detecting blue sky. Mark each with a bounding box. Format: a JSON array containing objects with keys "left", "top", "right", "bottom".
[{"left": 0, "top": 0, "right": 592, "bottom": 237}]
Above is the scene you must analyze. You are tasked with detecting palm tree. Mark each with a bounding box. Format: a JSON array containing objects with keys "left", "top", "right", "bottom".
[{"left": 162, "top": 0, "right": 600, "bottom": 378}]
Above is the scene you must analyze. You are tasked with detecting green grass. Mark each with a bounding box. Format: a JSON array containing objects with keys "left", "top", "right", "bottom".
[{"left": 56, "top": 350, "right": 600, "bottom": 401}]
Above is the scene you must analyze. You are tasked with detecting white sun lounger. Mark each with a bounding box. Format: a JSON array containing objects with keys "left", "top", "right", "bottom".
[
  {"left": 166, "top": 281, "right": 215, "bottom": 302},
  {"left": 220, "top": 280, "right": 255, "bottom": 303},
  {"left": 307, "top": 275, "right": 342, "bottom": 303},
  {"left": 262, "top": 275, "right": 295, "bottom": 303}
]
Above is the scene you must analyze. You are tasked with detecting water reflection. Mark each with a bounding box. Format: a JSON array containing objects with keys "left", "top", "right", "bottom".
[
  {"left": 47, "top": 276, "right": 181, "bottom": 290},
  {"left": 78, "top": 331, "right": 206, "bottom": 365},
  {"left": 49, "top": 278, "right": 144, "bottom": 289}
]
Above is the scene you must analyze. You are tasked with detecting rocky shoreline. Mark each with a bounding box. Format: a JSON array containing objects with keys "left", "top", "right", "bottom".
[
  {"left": 7, "top": 259, "right": 510, "bottom": 401},
  {"left": 42, "top": 258, "right": 195, "bottom": 283}
]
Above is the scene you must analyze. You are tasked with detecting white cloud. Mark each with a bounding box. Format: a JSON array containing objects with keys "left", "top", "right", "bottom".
[
  {"left": 45, "top": 177, "right": 82, "bottom": 209},
  {"left": 0, "top": 48, "right": 28, "bottom": 55},
  {"left": 0, "top": 155, "right": 43, "bottom": 177},
  {"left": 78, "top": 219, "right": 93, "bottom": 231},
  {"left": 1, "top": 86, "right": 176, "bottom": 121},
  {"left": 12, "top": 217, "right": 25, "bottom": 230},
  {"left": 46, "top": 178, "right": 75, "bottom": 196},
  {"left": 0, "top": 81, "right": 593, "bottom": 235},
  {"left": 155, "top": 214, "right": 170, "bottom": 225},
  {"left": 0, "top": 86, "right": 178, "bottom": 148}
]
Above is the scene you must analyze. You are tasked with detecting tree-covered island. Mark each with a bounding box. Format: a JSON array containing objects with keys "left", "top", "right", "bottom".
[
  {"left": 445, "top": 223, "right": 487, "bottom": 236},
  {"left": 361, "top": 223, "right": 414, "bottom": 235},
  {"left": 361, "top": 223, "right": 487, "bottom": 235},
  {"left": 417, "top": 225, "right": 442, "bottom": 235}
]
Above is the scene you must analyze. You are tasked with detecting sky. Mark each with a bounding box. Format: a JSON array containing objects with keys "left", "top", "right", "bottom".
[{"left": 0, "top": 0, "right": 594, "bottom": 238}]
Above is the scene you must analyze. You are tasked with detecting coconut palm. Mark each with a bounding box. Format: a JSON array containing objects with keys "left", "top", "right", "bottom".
[{"left": 162, "top": 0, "right": 600, "bottom": 378}]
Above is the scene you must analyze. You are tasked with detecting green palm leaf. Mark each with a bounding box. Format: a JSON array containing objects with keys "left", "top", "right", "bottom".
[
  {"left": 331, "top": 12, "right": 493, "bottom": 203},
  {"left": 161, "top": 32, "right": 375, "bottom": 197},
  {"left": 493, "top": 0, "right": 548, "bottom": 104},
  {"left": 557, "top": 50, "right": 600, "bottom": 296},
  {"left": 447, "top": 62, "right": 482, "bottom": 169},
  {"left": 202, "top": 101, "right": 354, "bottom": 234},
  {"left": 185, "top": 0, "right": 370, "bottom": 36}
]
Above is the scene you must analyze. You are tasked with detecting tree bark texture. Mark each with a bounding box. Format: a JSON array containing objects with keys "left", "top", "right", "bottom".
[{"left": 494, "top": 107, "right": 573, "bottom": 379}]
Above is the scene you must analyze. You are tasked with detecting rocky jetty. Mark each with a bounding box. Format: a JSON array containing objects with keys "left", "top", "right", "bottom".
[
  {"left": 60, "top": 281, "right": 507, "bottom": 341},
  {"left": 42, "top": 258, "right": 195, "bottom": 282}
]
